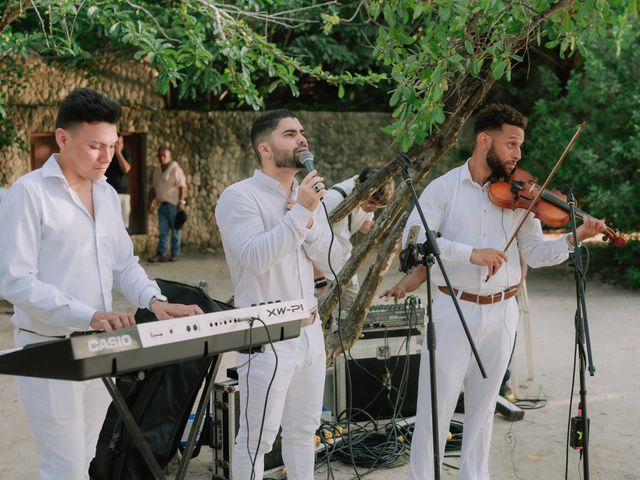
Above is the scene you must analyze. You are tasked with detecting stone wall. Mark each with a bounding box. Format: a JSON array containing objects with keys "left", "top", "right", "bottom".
[{"left": 0, "top": 54, "right": 393, "bottom": 254}]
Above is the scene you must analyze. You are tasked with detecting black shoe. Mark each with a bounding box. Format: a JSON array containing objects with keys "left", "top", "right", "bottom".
[
  {"left": 499, "top": 382, "right": 515, "bottom": 401},
  {"left": 148, "top": 254, "right": 168, "bottom": 263}
]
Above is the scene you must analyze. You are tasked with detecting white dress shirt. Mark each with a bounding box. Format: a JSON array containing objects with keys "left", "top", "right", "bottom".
[
  {"left": 215, "top": 170, "right": 342, "bottom": 309},
  {"left": 403, "top": 160, "right": 571, "bottom": 294},
  {"left": 322, "top": 176, "right": 374, "bottom": 277},
  {"left": 0, "top": 155, "right": 161, "bottom": 337}
]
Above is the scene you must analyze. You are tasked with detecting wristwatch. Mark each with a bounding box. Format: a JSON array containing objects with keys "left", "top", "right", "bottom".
[{"left": 149, "top": 294, "right": 168, "bottom": 309}]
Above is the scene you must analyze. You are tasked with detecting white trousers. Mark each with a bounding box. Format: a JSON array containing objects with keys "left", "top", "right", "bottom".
[
  {"left": 408, "top": 292, "right": 518, "bottom": 480},
  {"left": 14, "top": 330, "right": 112, "bottom": 480},
  {"left": 232, "top": 319, "right": 325, "bottom": 480}
]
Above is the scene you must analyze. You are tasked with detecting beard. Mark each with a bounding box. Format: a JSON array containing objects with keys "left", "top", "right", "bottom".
[
  {"left": 273, "top": 147, "right": 304, "bottom": 169},
  {"left": 486, "top": 145, "right": 514, "bottom": 179}
]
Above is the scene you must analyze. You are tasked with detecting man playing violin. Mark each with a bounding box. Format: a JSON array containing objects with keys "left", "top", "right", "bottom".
[{"left": 382, "top": 103, "right": 607, "bottom": 480}]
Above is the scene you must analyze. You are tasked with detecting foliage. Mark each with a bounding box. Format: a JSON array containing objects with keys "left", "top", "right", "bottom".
[
  {"left": 0, "top": 0, "right": 386, "bottom": 146},
  {"left": 2, "top": 0, "right": 639, "bottom": 153},
  {"left": 1, "top": 0, "right": 385, "bottom": 104},
  {"left": 369, "top": 0, "right": 638, "bottom": 152},
  {"left": 524, "top": 21, "right": 640, "bottom": 233}
]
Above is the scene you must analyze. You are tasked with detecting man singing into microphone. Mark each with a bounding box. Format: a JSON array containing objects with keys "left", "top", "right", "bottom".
[
  {"left": 382, "top": 103, "right": 607, "bottom": 480},
  {"left": 215, "top": 109, "right": 341, "bottom": 479}
]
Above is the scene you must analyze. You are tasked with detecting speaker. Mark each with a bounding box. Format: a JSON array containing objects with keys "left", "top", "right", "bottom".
[{"left": 333, "top": 327, "right": 423, "bottom": 421}]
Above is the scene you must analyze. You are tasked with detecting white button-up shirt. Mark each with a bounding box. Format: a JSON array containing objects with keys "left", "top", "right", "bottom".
[
  {"left": 322, "top": 176, "right": 374, "bottom": 279},
  {"left": 0, "top": 155, "right": 160, "bottom": 337},
  {"left": 403, "top": 160, "right": 571, "bottom": 294},
  {"left": 215, "top": 170, "right": 342, "bottom": 310}
]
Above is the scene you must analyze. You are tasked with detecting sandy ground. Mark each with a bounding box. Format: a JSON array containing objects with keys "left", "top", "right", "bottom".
[{"left": 1, "top": 252, "right": 638, "bottom": 479}]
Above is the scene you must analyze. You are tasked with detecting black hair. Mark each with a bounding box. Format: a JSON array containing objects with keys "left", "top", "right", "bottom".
[
  {"left": 356, "top": 166, "right": 395, "bottom": 206},
  {"left": 474, "top": 103, "right": 527, "bottom": 134},
  {"left": 250, "top": 109, "right": 297, "bottom": 160},
  {"left": 55, "top": 88, "right": 122, "bottom": 130}
]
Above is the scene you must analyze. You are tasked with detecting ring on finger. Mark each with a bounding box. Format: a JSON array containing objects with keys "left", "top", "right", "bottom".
[{"left": 313, "top": 184, "right": 321, "bottom": 193}]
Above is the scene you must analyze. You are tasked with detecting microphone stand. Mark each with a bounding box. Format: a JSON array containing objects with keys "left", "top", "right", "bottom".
[
  {"left": 566, "top": 186, "right": 594, "bottom": 479},
  {"left": 399, "top": 157, "right": 487, "bottom": 480}
]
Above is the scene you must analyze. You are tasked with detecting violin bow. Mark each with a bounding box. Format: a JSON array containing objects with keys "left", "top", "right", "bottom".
[{"left": 502, "top": 122, "right": 585, "bottom": 253}]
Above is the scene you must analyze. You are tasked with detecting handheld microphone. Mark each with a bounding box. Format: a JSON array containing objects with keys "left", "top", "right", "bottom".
[
  {"left": 299, "top": 151, "right": 315, "bottom": 173},
  {"left": 299, "top": 151, "right": 322, "bottom": 193}
]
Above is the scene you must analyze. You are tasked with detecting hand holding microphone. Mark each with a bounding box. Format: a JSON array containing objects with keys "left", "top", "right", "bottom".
[{"left": 297, "top": 151, "right": 325, "bottom": 211}]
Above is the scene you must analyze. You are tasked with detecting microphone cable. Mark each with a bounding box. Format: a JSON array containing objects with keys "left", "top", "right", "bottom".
[{"left": 243, "top": 315, "right": 279, "bottom": 480}]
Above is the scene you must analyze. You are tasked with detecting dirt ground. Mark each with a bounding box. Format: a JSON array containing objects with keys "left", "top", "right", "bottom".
[{"left": 0, "top": 252, "right": 638, "bottom": 479}]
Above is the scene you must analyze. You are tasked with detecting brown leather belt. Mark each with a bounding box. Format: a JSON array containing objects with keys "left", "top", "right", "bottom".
[
  {"left": 301, "top": 308, "right": 317, "bottom": 328},
  {"left": 438, "top": 286, "right": 519, "bottom": 305}
]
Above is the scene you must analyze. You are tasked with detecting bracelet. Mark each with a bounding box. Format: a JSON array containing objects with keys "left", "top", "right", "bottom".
[{"left": 314, "top": 277, "right": 328, "bottom": 288}]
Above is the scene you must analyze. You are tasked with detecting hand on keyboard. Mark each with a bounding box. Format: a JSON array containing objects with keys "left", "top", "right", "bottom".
[
  {"left": 90, "top": 311, "right": 136, "bottom": 332},
  {"left": 150, "top": 301, "right": 204, "bottom": 320}
]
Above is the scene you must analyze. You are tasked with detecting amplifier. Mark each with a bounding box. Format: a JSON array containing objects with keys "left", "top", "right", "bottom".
[{"left": 333, "top": 326, "right": 423, "bottom": 422}]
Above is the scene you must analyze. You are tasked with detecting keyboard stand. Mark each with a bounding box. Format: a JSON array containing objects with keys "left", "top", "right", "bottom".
[{"left": 102, "top": 354, "right": 223, "bottom": 479}]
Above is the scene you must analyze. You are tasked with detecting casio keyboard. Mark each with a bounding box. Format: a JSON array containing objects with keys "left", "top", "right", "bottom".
[{"left": 0, "top": 300, "right": 308, "bottom": 381}]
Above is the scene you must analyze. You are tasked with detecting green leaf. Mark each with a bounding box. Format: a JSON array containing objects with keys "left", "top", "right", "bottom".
[
  {"left": 432, "top": 106, "right": 445, "bottom": 124},
  {"left": 464, "top": 40, "right": 474, "bottom": 55},
  {"left": 470, "top": 58, "right": 483, "bottom": 76},
  {"left": 338, "top": 84, "right": 345, "bottom": 99},
  {"left": 389, "top": 88, "right": 402, "bottom": 107},
  {"left": 413, "top": 4, "right": 425, "bottom": 21},
  {"left": 383, "top": 4, "right": 396, "bottom": 27},
  {"left": 399, "top": 131, "right": 414, "bottom": 152},
  {"left": 157, "top": 73, "right": 170, "bottom": 94},
  {"left": 491, "top": 60, "right": 505, "bottom": 80},
  {"left": 432, "top": 84, "right": 443, "bottom": 101}
]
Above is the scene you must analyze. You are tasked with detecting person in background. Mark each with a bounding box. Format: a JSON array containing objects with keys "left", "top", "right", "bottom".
[
  {"left": 147, "top": 146, "right": 187, "bottom": 262},
  {"left": 105, "top": 135, "right": 131, "bottom": 228},
  {"left": 0, "top": 87, "right": 203, "bottom": 480},
  {"left": 313, "top": 166, "right": 395, "bottom": 307}
]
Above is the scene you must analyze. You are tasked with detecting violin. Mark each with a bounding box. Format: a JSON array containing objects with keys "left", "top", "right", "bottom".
[{"left": 488, "top": 167, "right": 626, "bottom": 248}]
